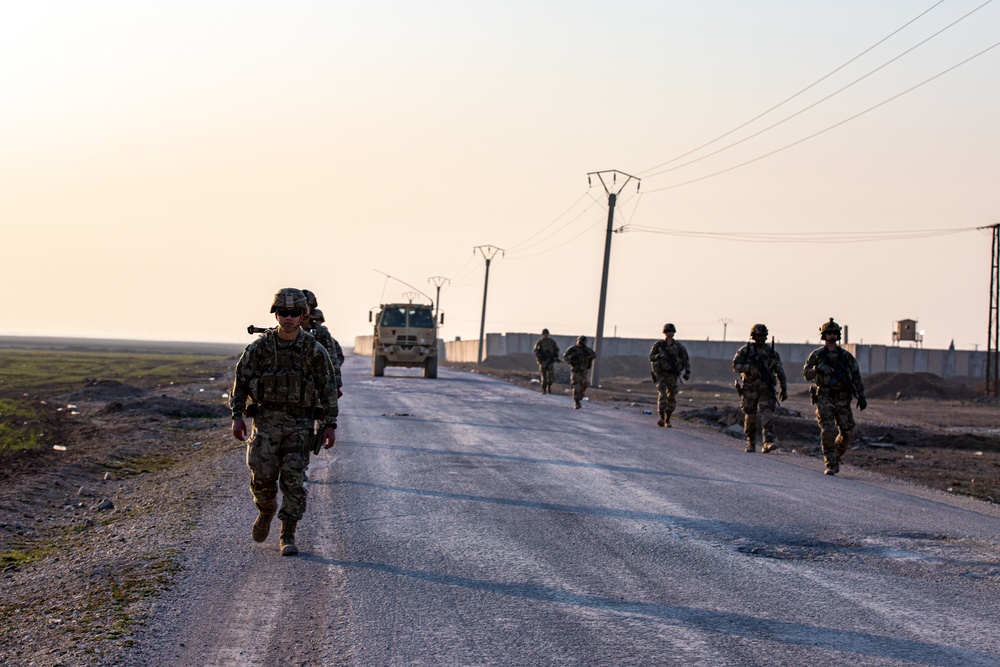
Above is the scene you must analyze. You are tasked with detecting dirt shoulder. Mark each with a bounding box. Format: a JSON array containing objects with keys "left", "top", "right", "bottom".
[
  {"left": 0, "top": 354, "right": 239, "bottom": 666},
  {"left": 446, "top": 353, "right": 1000, "bottom": 503}
]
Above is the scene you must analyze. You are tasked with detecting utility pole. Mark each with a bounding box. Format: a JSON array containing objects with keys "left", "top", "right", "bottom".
[
  {"left": 719, "top": 318, "right": 732, "bottom": 342},
  {"left": 428, "top": 276, "right": 449, "bottom": 321},
  {"left": 474, "top": 245, "right": 504, "bottom": 364},
  {"left": 984, "top": 223, "right": 1000, "bottom": 399},
  {"left": 588, "top": 170, "right": 640, "bottom": 386}
]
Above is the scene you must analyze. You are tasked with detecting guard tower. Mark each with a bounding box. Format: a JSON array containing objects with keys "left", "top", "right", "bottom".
[{"left": 892, "top": 319, "right": 923, "bottom": 347}]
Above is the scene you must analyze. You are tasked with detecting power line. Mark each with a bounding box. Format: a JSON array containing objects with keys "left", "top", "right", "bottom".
[
  {"left": 638, "top": 0, "right": 950, "bottom": 176},
  {"left": 622, "top": 224, "right": 980, "bottom": 243},
  {"left": 506, "top": 196, "right": 604, "bottom": 257},
  {"left": 641, "top": 38, "right": 1000, "bottom": 194},
  {"left": 642, "top": 0, "right": 994, "bottom": 180},
  {"left": 506, "top": 191, "right": 591, "bottom": 253},
  {"left": 505, "top": 215, "right": 606, "bottom": 261}
]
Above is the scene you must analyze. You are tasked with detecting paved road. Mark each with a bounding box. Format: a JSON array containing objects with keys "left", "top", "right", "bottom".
[{"left": 137, "top": 355, "right": 1000, "bottom": 666}]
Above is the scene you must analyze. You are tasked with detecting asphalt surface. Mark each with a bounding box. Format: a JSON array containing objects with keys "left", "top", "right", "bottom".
[{"left": 133, "top": 355, "right": 1000, "bottom": 666}]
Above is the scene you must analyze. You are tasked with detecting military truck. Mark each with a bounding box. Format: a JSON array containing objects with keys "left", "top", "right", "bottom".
[{"left": 370, "top": 303, "right": 443, "bottom": 378}]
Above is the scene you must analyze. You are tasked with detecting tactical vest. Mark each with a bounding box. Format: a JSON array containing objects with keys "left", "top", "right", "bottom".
[
  {"left": 254, "top": 334, "right": 316, "bottom": 409},
  {"left": 652, "top": 342, "right": 683, "bottom": 375}
]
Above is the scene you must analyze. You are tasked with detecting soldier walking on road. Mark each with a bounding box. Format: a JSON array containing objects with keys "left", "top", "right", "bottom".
[
  {"left": 230, "top": 288, "right": 339, "bottom": 556},
  {"left": 803, "top": 318, "right": 867, "bottom": 476},
  {"left": 732, "top": 324, "right": 788, "bottom": 453},
  {"left": 533, "top": 328, "right": 560, "bottom": 394},
  {"left": 649, "top": 323, "right": 690, "bottom": 427},
  {"left": 562, "top": 335, "right": 596, "bottom": 409},
  {"left": 302, "top": 289, "right": 344, "bottom": 397}
]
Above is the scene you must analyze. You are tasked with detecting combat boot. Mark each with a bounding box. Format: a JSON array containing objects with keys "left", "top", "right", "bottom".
[
  {"left": 664, "top": 414, "right": 672, "bottom": 428},
  {"left": 279, "top": 520, "right": 299, "bottom": 556},
  {"left": 824, "top": 463, "right": 839, "bottom": 476},
  {"left": 251, "top": 510, "right": 274, "bottom": 543},
  {"left": 574, "top": 399, "right": 582, "bottom": 410},
  {"left": 745, "top": 441, "right": 755, "bottom": 453},
  {"left": 656, "top": 411, "right": 665, "bottom": 427},
  {"left": 761, "top": 442, "right": 777, "bottom": 454}
]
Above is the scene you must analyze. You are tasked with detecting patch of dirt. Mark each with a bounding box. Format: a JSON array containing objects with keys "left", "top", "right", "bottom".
[
  {"left": 0, "top": 361, "right": 238, "bottom": 666},
  {"left": 446, "top": 354, "right": 1000, "bottom": 503}
]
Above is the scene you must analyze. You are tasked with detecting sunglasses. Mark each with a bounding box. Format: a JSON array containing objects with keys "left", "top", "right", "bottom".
[{"left": 276, "top": 309, "right": 303, "bottom": 318}]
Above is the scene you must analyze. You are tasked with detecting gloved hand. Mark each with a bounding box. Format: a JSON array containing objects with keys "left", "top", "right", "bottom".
[
  {"left": 232, "top": 419, "right": 247, "bottom": 441},
  {"left": 779, "top": 387, "right": 787, "bottom": 402},
  {"left": 683, "top": 371, "right": 690, "bottom": 381},
  {"left": 857, "top": 397, "right": 867, "bottom": 411}
]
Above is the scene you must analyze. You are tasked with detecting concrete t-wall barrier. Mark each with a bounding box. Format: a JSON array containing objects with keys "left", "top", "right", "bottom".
[{"left": 358, "top": 332, "right": 986, "bottom": 379}]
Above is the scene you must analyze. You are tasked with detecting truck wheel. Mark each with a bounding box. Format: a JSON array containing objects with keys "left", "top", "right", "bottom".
[
  {"left": 423, "top": 356, "right": 438, "bottom": 379},
  {"left": 373, "top": 353, "right": 385, "bottom": 377}
]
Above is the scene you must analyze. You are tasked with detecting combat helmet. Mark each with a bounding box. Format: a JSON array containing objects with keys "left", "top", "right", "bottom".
[
  {"left": 542, "top": 328, "right": 550, "bottom": 335},
  {"left": 270, "top": 288, "right": 308, "bottom": 314},
  {"left": 312, "top": 308, "right": 326, "bottom": 324},
  {"left": 577, "top": 335, "right": 587, "bottom": 344},
  {"left": 300, "top": 289, "right": 318, "bottom": 312},
  {"left": 820, "top": 318, "right": 842, "bottom": 339},
  {"left": 750, "top": 323, "right": 768, "bottom": 340},
  {"left": 662, "top": 323, "right": 676, "bottom": 334}
]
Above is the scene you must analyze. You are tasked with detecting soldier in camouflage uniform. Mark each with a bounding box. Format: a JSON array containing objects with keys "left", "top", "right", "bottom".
[
  {"left": 562, "top": 335, "right": 596, "bottom": 409},
  {"left": 732, "top": 324, "right": 788, "bottom": 453},
  {"left": 310, "top": 308, "right": 344, "bottom": 395},
  {"left": 649, "top": 323, "right": 690, "bottom": 427},
  {"left": 533, "top": 328, "right": 560, "bottom": 394},
  {"left": 802, "top": 318, "right": 867, "bottom": 476},
  {"left": 302, "top": 289, "right": 344, "bottom": 396},
  {"left": 230, "top": 288, "right": 339, "bottom": 556}
]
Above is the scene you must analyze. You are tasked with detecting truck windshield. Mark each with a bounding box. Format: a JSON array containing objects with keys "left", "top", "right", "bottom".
[
  {"left": 380, "top": 308, "right": 407, "bottom": 327},
  {"left": 408, "top": 308, "right": 434, "bottom": 328}
]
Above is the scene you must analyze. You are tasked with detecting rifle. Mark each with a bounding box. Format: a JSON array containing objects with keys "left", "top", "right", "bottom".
[
  {"left": 750, "top": 341, "right": 777, "bottom": 394},
  {"left": 248, "top": 325, "right": 272, "bottom": 335},
  {"left": 819, "top": 348, "right": 858, "bottom": 399}
]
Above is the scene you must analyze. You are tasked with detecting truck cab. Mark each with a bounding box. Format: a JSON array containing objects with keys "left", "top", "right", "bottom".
[{"left": 370, "top": 303, "right": 441, "bottom": 378}]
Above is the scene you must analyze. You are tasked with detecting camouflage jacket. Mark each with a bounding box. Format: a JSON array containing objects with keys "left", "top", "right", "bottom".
[
  {"left": 733, "top": 343, "right": 787, "bottom": 392},
  {"left": 649, "top": 339, "right": 690, "bottom": 377},
  {"left": 533, "top": 337, "right": 560, "bottom": 365},
  {"left": 230, "top": 328, "right": 339, "bottom": 426},
  {"left": 803, "top": 346, "right": 866, "bottom": 399},
  {"left": 562, "top": 343, "right": 596, "bottom": 373},
  {"left": 310, "top": 324, "right": 344, "bottom": 388}
]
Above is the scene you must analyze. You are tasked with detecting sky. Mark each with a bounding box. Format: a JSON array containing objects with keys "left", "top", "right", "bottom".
[{"left": 2, "top": 1, "right": 998, "bottom": 351}]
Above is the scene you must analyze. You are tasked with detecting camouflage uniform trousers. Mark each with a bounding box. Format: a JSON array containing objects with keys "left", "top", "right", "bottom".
[
  {"left": 741, "top": 383, "right": 777, "bottom": 446},
  {"left": 654, "top": 374, "right": 680, "bottom": 419},
  {"left": 814, "top": 391, "right": 855, "bottom": 470},
  {"left": 246, "top": 412, "right": 312, "bottom": 521},
  {"left": 537, "top": 361, "right": 556, "bottom": 392},
  {"left": 570, "top": 369, "right": 589, "bottom": 402}
]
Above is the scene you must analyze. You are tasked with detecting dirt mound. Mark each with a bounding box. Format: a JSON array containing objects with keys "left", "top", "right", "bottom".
[
  {"left": 97, "top": 396, "right": 230, "bottom": 419},
  {"left": 680, "top": 405, "right": 744, "bottom": 428},
  {"left": 866, "top": 373, "right": 983, "bottom": 401},
  {"left": 60, "top": 379, "right": 147, "bottom": 402}
]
